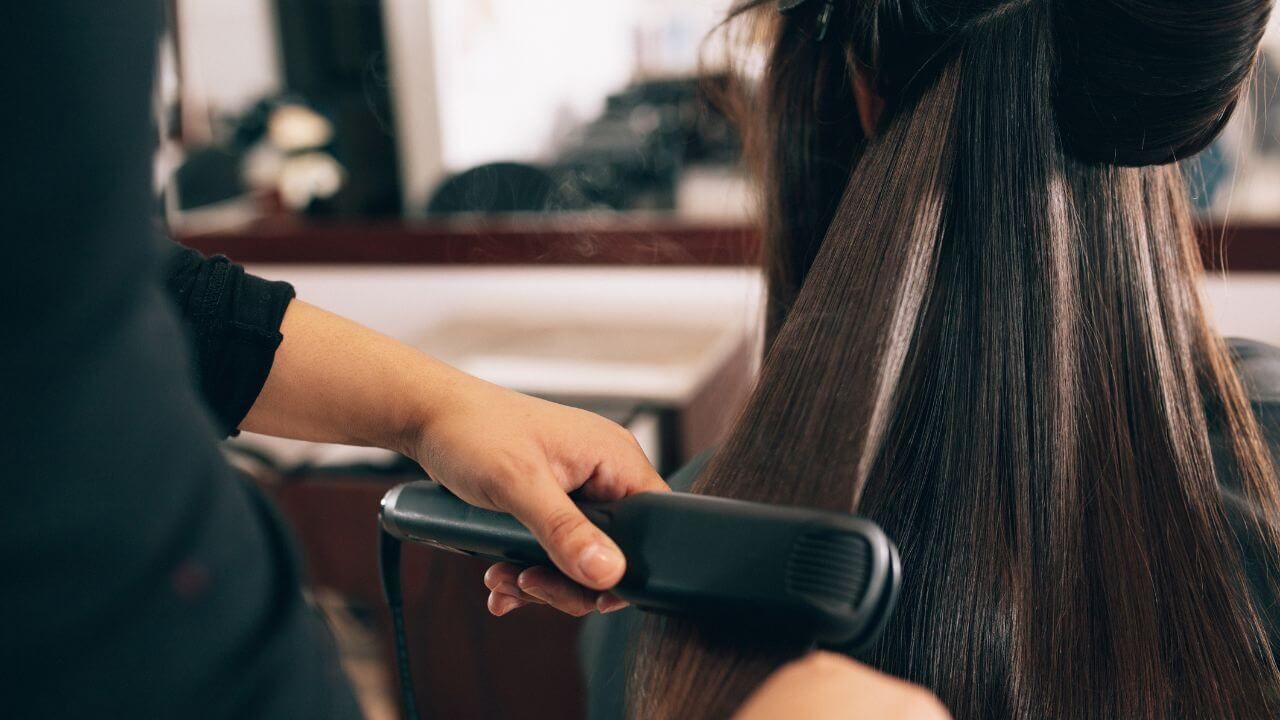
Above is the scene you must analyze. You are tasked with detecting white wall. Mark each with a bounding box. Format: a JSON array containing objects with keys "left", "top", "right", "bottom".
[
  {"left": 1204, "top": 274, "right": 1280, "bottom": 346},
  {"left": 427, "top": 0, "right": 638, "bottom": 171},
  {"left": 248, "top": 265, "right": 1280, "bottom": 353},
  {"left": 176, "top": 0, "right": 281, "bottom": 121},
  {"left": 249, "top": 265, "right": 764, "bottom": 343},
  {"left": 426, "top": 0, "right": 731, "bottom": 172},
  {"left": 382, "top": 0, "right": 447, "bottom": 215}
]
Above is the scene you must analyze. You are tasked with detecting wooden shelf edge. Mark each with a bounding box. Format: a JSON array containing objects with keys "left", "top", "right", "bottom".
[{"left": 176, "top": 217, "right": 1280, "bottom": 271}]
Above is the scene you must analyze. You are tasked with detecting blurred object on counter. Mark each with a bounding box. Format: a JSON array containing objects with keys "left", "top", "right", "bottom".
[
  {"left": 167, "top": 0, "right": 401, "bottom": 218},
  {"left": 678, "top": 165, "right": 757, "bottom": 222},
  {"left": 273, "top": 0, "right": 402, "bottom": 217},
  {"left": 426, "top": 76, "right": 744, "bottom": 217},
  {"left": 172, "top": 146, "right": 245, "bottom": 211},
  {"left": 427, "top": 163, "right": 562, "bottom": 216},
  {"left": 167, "top": 97, "right": 346, "bottom": 219}
]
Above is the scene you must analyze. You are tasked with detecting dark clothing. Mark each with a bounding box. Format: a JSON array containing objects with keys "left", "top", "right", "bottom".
[
  {"left": 580, "top": 338, "right": 1280, "bottom": 720},
  {"left": 165, "top": 244, "right": 295, "bottom": 435},
  {"left": 2, "top": 3, "right": 358, "bottom": 718}
]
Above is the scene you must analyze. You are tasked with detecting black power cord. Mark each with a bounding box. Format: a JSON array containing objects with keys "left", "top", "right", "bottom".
[{"left": 378, "top": 526, "right": 420, "bottom": 720}]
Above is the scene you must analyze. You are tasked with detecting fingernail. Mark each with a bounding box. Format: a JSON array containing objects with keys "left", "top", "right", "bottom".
[
  {"left": 578, "top": 543, "right": 623, "bottom": 586},
  {"left": 597, "top": 594, "right": 628, "bottom": 614},
  {"left": 491, "top": 593, "right": 523, "bottom": 616}
]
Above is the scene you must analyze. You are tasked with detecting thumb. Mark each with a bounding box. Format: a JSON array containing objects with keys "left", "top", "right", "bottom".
[{"left": 504, "top": 474, "right": 625, "bottom": 590}]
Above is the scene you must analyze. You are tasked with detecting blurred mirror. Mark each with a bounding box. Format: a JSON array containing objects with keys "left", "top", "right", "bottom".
[
  {"left": 165, "top": 1, "right": 1279, "bottom": 227},
  {"left": 165, "top": 0, "right": 752, "bottom": 225}
]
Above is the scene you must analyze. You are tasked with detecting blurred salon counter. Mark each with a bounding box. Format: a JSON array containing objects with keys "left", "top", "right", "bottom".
[
  {"left": 220, "top": 253, "right": 762, "bottom": 476},
  {"left": 178, "top": 214, "right": 1280, "bottom": 346},
  {"left": 176, "top": 214, "right": 758, "bottom": 266},
  {"left": 178, "top": 212, "right": 1280, "bottom": 270}
]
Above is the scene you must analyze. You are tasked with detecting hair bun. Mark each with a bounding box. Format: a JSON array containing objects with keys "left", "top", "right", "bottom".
[{"left": 1053, "top": 0, "right": 1272, "bottom": 167}]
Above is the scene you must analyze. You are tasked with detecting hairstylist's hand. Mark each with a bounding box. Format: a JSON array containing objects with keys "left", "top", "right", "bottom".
[
  {"left": 734, "top": 653, "right": 951, "bottom": 720},
  {"left": 408, "top": 374, "right": 668, "bottom": 617},
  {"left": 237, "top": 301, "right": 667, "bottom": 616}
]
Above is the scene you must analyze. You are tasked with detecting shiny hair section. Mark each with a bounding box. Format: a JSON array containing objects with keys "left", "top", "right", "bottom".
[{"left": 630, "top": 1, "right": 1280, "bottom": 718}]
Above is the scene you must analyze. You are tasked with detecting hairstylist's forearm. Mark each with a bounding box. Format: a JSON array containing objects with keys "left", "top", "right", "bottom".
[
  {"left": 240, "top": 299, "right": 668, "bottom": 597},
  {"left": 239, "top": 299, "right": 461, "bottom": 453}
]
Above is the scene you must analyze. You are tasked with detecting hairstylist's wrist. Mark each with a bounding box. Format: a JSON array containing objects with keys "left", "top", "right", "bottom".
[{"left": 387, "top": 355, "right": 476, "bottom": 466}]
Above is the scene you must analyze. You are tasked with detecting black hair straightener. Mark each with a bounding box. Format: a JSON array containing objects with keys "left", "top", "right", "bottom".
[{"left": 377, "top": 481, "right": 902, "bottom": 720}]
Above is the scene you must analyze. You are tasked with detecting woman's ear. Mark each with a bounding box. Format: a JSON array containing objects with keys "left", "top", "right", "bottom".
[{"left": 851, "top": 63, "right": 886, "bottom": 138}]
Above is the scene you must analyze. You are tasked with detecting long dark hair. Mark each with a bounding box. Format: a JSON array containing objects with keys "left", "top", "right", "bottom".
[{"left": 631, "top": 1, "right": 1280, "bottom": 718}]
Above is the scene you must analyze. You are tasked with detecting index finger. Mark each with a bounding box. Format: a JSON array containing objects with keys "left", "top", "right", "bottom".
[{"left": 501, "top": 471, "right": 627, "bottom": 590}]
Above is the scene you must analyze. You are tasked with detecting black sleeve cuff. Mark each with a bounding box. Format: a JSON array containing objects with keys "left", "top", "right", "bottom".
[{"left": 165, "top": 244, "right": 295, "bottom": 436}]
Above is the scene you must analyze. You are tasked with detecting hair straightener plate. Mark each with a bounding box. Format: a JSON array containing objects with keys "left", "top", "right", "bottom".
[{"left": 379, "top": 480, "right": 901, "bottom": 651}]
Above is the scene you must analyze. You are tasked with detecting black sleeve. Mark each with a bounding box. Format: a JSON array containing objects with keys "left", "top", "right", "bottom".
[
  {"left": 164, "top": 243, "right": 295, "bottom": 435},
  {"left": 0, "top": 4, "right": 357, "bottom": 717}
]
